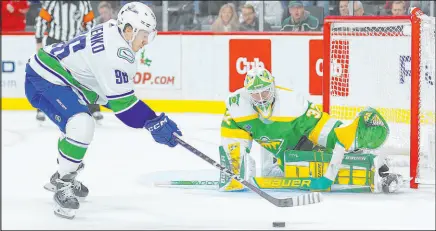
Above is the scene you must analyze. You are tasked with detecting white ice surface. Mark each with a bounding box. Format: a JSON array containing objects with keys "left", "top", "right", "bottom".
[{"left": 2, "top": 111, "right": 435, "bottom": 230}]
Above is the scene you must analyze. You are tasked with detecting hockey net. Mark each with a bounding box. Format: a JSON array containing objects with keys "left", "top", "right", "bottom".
[{"left": 323, "top": 8, "right": 435, "bottom": 188}]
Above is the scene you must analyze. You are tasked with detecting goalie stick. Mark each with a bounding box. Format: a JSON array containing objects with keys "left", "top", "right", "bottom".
[{"left": 174, "top": 135, "right": 323, "bottom": 207}]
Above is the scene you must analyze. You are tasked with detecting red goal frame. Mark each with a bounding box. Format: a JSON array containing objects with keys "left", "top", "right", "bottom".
[{"left": 322, "top": 12, "right": 426, "bottom": 189}]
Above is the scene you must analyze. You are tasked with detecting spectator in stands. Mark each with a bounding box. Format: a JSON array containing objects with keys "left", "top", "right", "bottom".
[
  {"left": 383, "top": 1, "right": 411, "bottom": 15},
  {"left": 198, "top": 1, "right": 229, "bottom": 18},
  {"left": 1, "top": 0, "right": 30, "bottom": 31},
  {"left": 302, "top": 1, "right": 329, "bottom": 17},
  {"left": 391, "top": 1, "right": 407, "bottom": 15},
  {"left": 242, "top": 1, "right": 284, "bottom": 28},
  {"left": 281, "top": 1, "right": 319, "bottom": 31},
  {"left": 353, "top": 1, "right": 367, "bottom": 16},
  {"left": 339, "top": 0, "right": 350, "bottom": 16},
  {"left": 167, "top": 1, "right": 201, "bottom": 31},
  {"left": 211, "top": 3, "right": 239, "bottom": 32},
  {"left": 409, "top": 1, "right": 431, "bottom": 15},
  {"left": 96, "top": 1, "right": 116, "bottom": 24},
  {"left": 239, "top": 4, "right": 272, "bottom": 31}
]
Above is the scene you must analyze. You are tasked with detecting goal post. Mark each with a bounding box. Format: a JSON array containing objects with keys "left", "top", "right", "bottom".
[{"left": 322, "top": 8, "right": 435, "bottom": 189}]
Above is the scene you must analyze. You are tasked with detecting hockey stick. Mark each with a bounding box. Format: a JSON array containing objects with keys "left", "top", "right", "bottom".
[
  {"left": 174, "top": 135, "right": 323, "bottom": 207},
  {"left": 154, "top": 180, "right": 376, "bottom": 193},
  {"left": 154, "top": 180, "right": 219, "bottom": 190}
]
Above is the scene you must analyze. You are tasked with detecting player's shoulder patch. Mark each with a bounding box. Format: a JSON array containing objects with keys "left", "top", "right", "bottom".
[
  {"left": 226, "top": 88, "right": 247, "bottom": 108},
  {"left": 226, "top": 88, "right": 256, "bottom": 118},
  {"left": 228, "top": 93, "right": 241, "bottom": 107},
  {"left": 117, "top": 47, "right": 135, "bottom": 63}
]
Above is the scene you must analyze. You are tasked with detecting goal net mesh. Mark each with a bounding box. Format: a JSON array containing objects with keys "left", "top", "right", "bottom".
[{"left": 327, "top": 16, "right": 435, "bottom": 186}]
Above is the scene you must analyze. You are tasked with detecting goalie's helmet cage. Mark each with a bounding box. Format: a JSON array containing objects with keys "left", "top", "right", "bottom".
[
  {"left": 244, "top": 68, "right": 276, "bottom": 118},
  {"left": 322, "top": 7, "right": 435, "bottom": 188},
  {"left": 117, "top": 2, "right": 157, "bottom": 47}
]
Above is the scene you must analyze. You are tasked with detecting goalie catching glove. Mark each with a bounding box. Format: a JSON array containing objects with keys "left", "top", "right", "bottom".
[{"left": 310, "top": 107, "right": 392, "bottom": 191}]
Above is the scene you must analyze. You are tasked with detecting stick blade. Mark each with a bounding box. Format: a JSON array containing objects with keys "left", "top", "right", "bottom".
[
  {"left": 274, "top": 192, "right": 323, "bottom": 207},
  {"left": 276, "top": 198, "right": 294, "bottom": 207}
]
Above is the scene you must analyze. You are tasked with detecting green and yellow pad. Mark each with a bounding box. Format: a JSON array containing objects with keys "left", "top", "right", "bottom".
[{"left": 284, "top": 150, "right": 376, "bottom": 192}]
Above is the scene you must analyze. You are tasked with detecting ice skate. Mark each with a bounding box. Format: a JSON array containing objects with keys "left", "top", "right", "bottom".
[
  {"left": 92, "top": 111, "right": 104, "bottom": 125},
  {"left": 53, "top": 172, "right": 80, "bottom": 219},
  {"left": 44, "top": 163, "right": 89, "bottom": 200},
  {"left": 36, "top": 110, "right": 46, "bottom": 124},
  {"left": 377, "top": 164, "right": 404, "bottom": 193}
]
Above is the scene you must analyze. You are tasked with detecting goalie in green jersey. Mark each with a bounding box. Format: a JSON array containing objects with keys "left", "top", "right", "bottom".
[{"left": 218, "top": 67, "right": 403, "bottom": 193}]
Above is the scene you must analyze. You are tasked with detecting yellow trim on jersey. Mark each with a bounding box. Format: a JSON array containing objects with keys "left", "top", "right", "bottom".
[
  {"left": 268, "top": 116, "right": 297, "bottom": 122},
  {"left": 334, "top": 117, "right": 360, "bottom": 150},
  {"left": 308, "top": 112, "right": 330, "bottom": 145},
  {"left": 275, "top": 85, "right": 293, "bottom": 92},
  {"left": 233, "top": 114, "right": 258, "bottom": 123},
  {"left": 221, "top": 127, "right": 252, "bottom": 140}
]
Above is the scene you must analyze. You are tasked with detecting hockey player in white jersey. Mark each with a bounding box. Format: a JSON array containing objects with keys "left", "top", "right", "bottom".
[{"left": 24, "top": 2, "right": 181, "bottom": 219}]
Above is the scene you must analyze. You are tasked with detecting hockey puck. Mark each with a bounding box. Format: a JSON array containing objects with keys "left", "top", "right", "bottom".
[{"left": 272, "top": 222, "right": 285, "bottom": 228}]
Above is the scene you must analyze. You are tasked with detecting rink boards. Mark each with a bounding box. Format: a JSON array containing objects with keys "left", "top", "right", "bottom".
[{"left": 2, "top": 31, "right": 433, "bottom": 126}]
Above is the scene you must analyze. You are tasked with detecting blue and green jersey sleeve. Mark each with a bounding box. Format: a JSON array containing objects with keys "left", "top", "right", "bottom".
[{"left": 106, "top": 90, "right": 157, "bottom": 128}]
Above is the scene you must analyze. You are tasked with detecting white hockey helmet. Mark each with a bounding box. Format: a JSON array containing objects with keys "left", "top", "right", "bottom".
[{"left": 117, "top": 2, "right": 157, "bottom": 47}]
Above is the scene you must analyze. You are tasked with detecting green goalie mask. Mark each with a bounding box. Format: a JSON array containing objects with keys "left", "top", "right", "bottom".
[
  {"left": 356, "top": 107, "right": 390, "bottom": 150},
  {"left": 244, "top": 68, "right": 275, "bottom": 118}
]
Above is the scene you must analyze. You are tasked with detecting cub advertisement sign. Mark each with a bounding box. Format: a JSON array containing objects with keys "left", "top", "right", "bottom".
[
  {"left": 309, "top": 39, "right": 350, "bottom": 96},
  {"left": 309, "top": 39, "right": 323, "bottom": 96},
  {"left": 229, "top": 39, "right": 271, "bottom": 92}
]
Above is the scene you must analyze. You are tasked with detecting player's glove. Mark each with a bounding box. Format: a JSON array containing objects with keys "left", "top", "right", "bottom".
[{"left": 144, "top": 113, "right": 182, "bottom": 148}]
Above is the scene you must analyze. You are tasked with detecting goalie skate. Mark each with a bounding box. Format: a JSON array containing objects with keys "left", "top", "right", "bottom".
[
  {"left": 375, "top": 164, "right": 409, "bottom": 193},
  {"left": 53, "top": 172, "right": 80, "bottom": 219},
  {"left": 381, "top": 173, "right": 405, "bottom": 193}
]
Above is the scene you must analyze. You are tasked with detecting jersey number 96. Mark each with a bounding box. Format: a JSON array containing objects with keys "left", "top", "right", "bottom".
[
  {"left": 50, "top": 35, "right": 86, "bottom": 60},
  {"left": 115, "top": 70, "right": 128, "bottom": 84}
]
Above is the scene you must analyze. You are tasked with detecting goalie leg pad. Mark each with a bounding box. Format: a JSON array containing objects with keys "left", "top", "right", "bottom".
[
  {"left": 260, "top": 148, "right": 284, "bottom": 177},
  {"left": 218, "top": 145, "right": 255, "bottom": 192},
  {"left": 58, "top": 113, "right": 95, "bottom": 177},
  {"left": 284, "top": 150, "right": 379, "bottom": 192}
]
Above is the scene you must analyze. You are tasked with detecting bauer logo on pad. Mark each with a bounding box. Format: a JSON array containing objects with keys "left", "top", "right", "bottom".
[{"left": 229, "top": 39, "right": 271, "bottom": 92}]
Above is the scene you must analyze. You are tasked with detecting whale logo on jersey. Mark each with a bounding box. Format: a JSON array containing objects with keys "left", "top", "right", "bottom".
[
  {"left": 256, "top": 136, "right": 284, "bottom": 154},
  {"left": 117, "top": 48, "right": 135, "bottom": 63}
]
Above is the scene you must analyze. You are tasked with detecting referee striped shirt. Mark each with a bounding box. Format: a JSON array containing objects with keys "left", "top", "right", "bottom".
[{"left": 35, "top": 1, "right": 95, "bottom": 43}]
